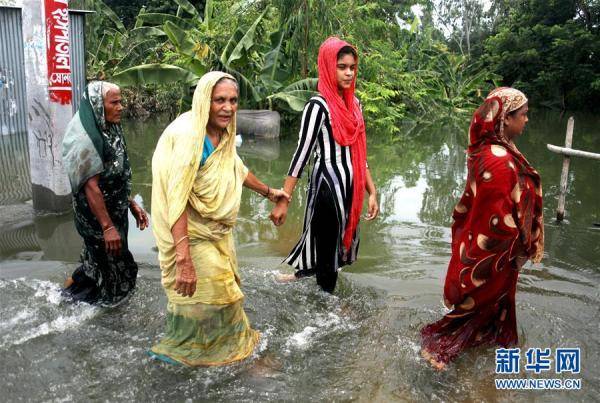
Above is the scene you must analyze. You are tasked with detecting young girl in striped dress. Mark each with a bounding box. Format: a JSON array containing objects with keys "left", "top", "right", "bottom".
[{"left": 270, "top": 37, "right": 379, "bottom": 293}]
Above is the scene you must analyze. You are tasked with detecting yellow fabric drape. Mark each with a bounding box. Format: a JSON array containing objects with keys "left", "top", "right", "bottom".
[{"left": 151, "top": 71, "right": 249, "bottom": 305}]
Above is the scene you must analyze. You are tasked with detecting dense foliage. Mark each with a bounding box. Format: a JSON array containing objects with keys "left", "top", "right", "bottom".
[
  {"left": 483, "top": 0, "right": 600, "bottom": 110},
  {"left": 427, "top": 0, "right": 600, "bottom": 111},
  {"left": 80, "top": 0, "right": 599, "bottom": 134}
]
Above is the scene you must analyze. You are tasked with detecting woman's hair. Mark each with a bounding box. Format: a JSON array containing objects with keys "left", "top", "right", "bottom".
[
  {"left": 507, "top": 102, "right": 527, "bottom": 116},
  {"left": 215, "top": 76, "right": 238, "bottom": 89},
  {"left": 101, "top": 82, "right": 120, "bottom": 98},
  {"left": 493, "top": 103, "right": 526, "bottom": 134},
  {"left": 337, "top": 45, "right": 357, "bottom": 61}
]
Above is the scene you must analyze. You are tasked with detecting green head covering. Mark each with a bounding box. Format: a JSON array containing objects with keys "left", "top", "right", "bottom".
[{"left": 62, "top": 81, "right": 129, "bottom": 193}]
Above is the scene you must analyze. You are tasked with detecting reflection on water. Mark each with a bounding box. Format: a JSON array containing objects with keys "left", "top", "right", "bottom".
[{"left": 0, "top": 111, "right": 599, "bottom": 401}]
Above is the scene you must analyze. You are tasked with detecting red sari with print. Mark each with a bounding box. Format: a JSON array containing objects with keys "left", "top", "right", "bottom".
[{"left": 421, "top": 95, "right": 544, "bottom": 364}]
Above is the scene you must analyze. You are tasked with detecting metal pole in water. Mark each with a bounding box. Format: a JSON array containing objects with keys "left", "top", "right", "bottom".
[{"left": 556, "top": 117, "right": 574, "bottom": 222}]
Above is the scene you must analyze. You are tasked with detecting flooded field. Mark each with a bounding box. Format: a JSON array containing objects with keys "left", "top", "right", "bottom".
[{"left": 0, "top": 111, "right": 598, "bottom": 401}]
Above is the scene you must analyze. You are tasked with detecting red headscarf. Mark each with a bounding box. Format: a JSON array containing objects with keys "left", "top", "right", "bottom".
[
  {"left": 317, "top": 37, "right": 367, "bottom": 251},
  {"left": 468, "top": 87, "right": 544, "bottom": 264}
]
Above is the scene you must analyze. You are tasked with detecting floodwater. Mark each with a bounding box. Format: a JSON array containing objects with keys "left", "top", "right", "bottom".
[{"left": 0, "top": 111, "right": 599, "bottom": 402}]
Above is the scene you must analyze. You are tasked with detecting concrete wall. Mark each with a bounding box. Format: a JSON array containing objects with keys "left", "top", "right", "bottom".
[{"left": 0, "top": 0, "right": 75, "bottom": 213}]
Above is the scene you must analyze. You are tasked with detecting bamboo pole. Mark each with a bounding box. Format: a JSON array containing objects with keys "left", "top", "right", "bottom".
[
  {"left": 546, "top": 144, "right": 600, "bottom": 160},
  {"left": 556, "top": 117, "right": 574, "bottom": 221}
]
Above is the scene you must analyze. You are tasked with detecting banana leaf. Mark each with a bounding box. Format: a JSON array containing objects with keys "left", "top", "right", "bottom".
[
  {"left": 268, "top": 90, "right": 315, "bottom": 112},
  {"left": 95, "top": 0, "right": 125, "bottom": 33},
  {"left": 163, "top": 21, "right": 198, "bottom": 58},
  {"left": 129, "top": 27, "right": 166, "bottom": 43},
  {"left": 112, "top": 64, "right": 198, "bottom": 87},
  {"left": 281, "top": 78, "right": 318, "bottom": 92},
  {"left": 260, "top": 29, "right": 288, "bottom": 87},
  {"left": 204, "top": 0, "right": 214, "bottom": 30},
  {"left": 136, "top": 13, "right": 195, "bottom": 30},
  {"left": 173, "top": 0, "right": 200, "bottom": 20},
  {"left": 221, "top": 9, "right": 267, "bottom": 67}
]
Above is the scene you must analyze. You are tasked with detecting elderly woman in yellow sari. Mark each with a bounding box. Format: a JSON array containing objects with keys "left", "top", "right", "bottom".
[{"left": 150, "top": 71, "right": 289, "bottom": 366}]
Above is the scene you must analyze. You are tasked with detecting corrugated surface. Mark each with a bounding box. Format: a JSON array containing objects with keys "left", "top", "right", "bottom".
[
  {"left": 69, "top": 11, "right": 86, "bottom": 113},
  {"left": 0, "top": 7, "right": 28, "bottom": 136},
  {"left": 0, "top": 7, "right": 31, "bottom": 203}
]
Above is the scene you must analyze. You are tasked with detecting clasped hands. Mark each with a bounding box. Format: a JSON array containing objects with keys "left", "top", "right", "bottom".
[
  {"left": 174, "top": 186, "right": 290, "bottom": 298},
  {"left": 270, "top": 192, "right": 379, "bottom": 227},
  {"left": 265, "top": 187, "right": 291, "bottom": 204}
]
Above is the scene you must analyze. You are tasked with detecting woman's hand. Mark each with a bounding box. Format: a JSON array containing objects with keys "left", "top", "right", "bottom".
[
  {"left": 129, "top": 200, "right": 149, "bottom": 230},
  {"left": 270, "top": 200, "right": 289, "bottom": 226},
  {"left": 103, "top": 226, "right": 122, "bottom": 256},
  {"left": 365, "top": 193, "right": 379, "bottom": 221},
  {"left": 84, "top": 175, "right": 123, "bottom": 254},
  {"left": 267, "top": 188, "right": 291, "bottom": 203},
  {"left": 175, "top": 253, "right": 197, "bottom": 297},
  {"left": 243, "top": 172, "right": 292, "bottom": 203}
]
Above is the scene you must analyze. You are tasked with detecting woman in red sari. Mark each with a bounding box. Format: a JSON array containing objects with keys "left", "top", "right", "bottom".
[{"left": 421, "top": 87, "right": 544, "bottom": 369}]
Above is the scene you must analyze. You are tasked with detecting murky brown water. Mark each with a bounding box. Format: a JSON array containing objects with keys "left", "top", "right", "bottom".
[{"left": 0, "top": 110, "right": 598, "bottom": 401}]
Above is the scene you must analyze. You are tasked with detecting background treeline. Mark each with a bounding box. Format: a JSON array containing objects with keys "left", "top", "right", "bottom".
[{"left": 74, "top": 0, "right": 600, "bottom": 133}]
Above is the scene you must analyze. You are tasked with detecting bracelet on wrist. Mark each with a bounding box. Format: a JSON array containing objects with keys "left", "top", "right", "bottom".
[
  {"left": 175, "top": 235, "right": 189, "bottom": 246},
  {"left": 103, "top": 225, "right": 115, "bottom": 233}
]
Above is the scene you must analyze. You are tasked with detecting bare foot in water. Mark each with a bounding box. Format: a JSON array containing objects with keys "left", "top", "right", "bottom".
[
  {"left": 63, "top": 276, "right": 74, "bottom": 288},
  {"left": 275, "top": 273, "right": 298, "bottom": 283},
  {"left": 421, "top": 348, "right": 446, "bottom": 371},
  {"left": 248, "top": 354, "right": 282, "bottom": 378}
]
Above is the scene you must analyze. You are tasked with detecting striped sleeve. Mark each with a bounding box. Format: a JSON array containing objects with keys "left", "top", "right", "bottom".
[{"left": 287, "top": 100, "right": 324, "bottom": 178}]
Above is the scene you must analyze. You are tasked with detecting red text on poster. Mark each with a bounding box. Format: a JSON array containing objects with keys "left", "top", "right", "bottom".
[{"left": 45, "top": 0, "right": 71, "bottom": 105}]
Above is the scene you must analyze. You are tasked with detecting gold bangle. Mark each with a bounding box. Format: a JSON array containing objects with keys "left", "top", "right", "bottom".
[
  {"left": 175, "top": 235, "right": 189, "bottom": 246},
  {"left": 103, "top": 225, "right": 115, "bottom": 233}
]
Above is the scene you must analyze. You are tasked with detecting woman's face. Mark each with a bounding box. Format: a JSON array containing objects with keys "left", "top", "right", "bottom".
[
  {"left": 336, "top": 53, "right": 357, "bottom": 92},
  {"left": 208, "top": 80, "right": 238, "bottom": 131},
  {"left": 103, "top": 88, "right": 123, "bottom": 124},
  {"left": 504, "top": 102, "right": 529, "bottom": 139}
]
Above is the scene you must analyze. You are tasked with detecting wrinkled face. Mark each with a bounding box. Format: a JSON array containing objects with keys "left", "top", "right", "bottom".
[
  {"left": 336, "top": 53, "right": 357, "bottom": 92},
  {"left": 103, "top": 88, "right": 123, "bottom": 123},
  {"left": 208, "top": 80, "right": 238, "bottom": 131},
  {"left": 504, "top": 103, "right": 529, "bottom": 139}
]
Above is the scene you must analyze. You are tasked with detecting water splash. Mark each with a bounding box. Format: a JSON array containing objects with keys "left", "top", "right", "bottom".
[
  {"left": 0, "top": 278, "right": 98, "bottom": 349},
  {"left": 284, "top": 311, "right": 357, "bottom": 352}
]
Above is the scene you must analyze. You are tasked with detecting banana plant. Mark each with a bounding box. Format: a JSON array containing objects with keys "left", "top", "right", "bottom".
[
  {"left": 111, "top": 1, "right": 317, "bottom": 113},
  {"left": 86, "top": 0, "right": 166, "bottom": 80}
]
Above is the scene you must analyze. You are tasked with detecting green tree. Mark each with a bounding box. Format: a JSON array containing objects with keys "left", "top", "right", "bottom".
[{"left": 483, "top": 0, "right": 600, "bottom": 110}]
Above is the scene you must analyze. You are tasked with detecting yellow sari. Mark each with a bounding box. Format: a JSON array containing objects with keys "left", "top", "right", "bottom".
[{"left": 150, "top": 72, "right": 259, "bottom": 366}]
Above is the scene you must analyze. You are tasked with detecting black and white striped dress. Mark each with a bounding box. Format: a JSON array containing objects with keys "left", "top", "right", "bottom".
[{"left": 284, "top": 95, "right": 361, "bottom": 272}]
